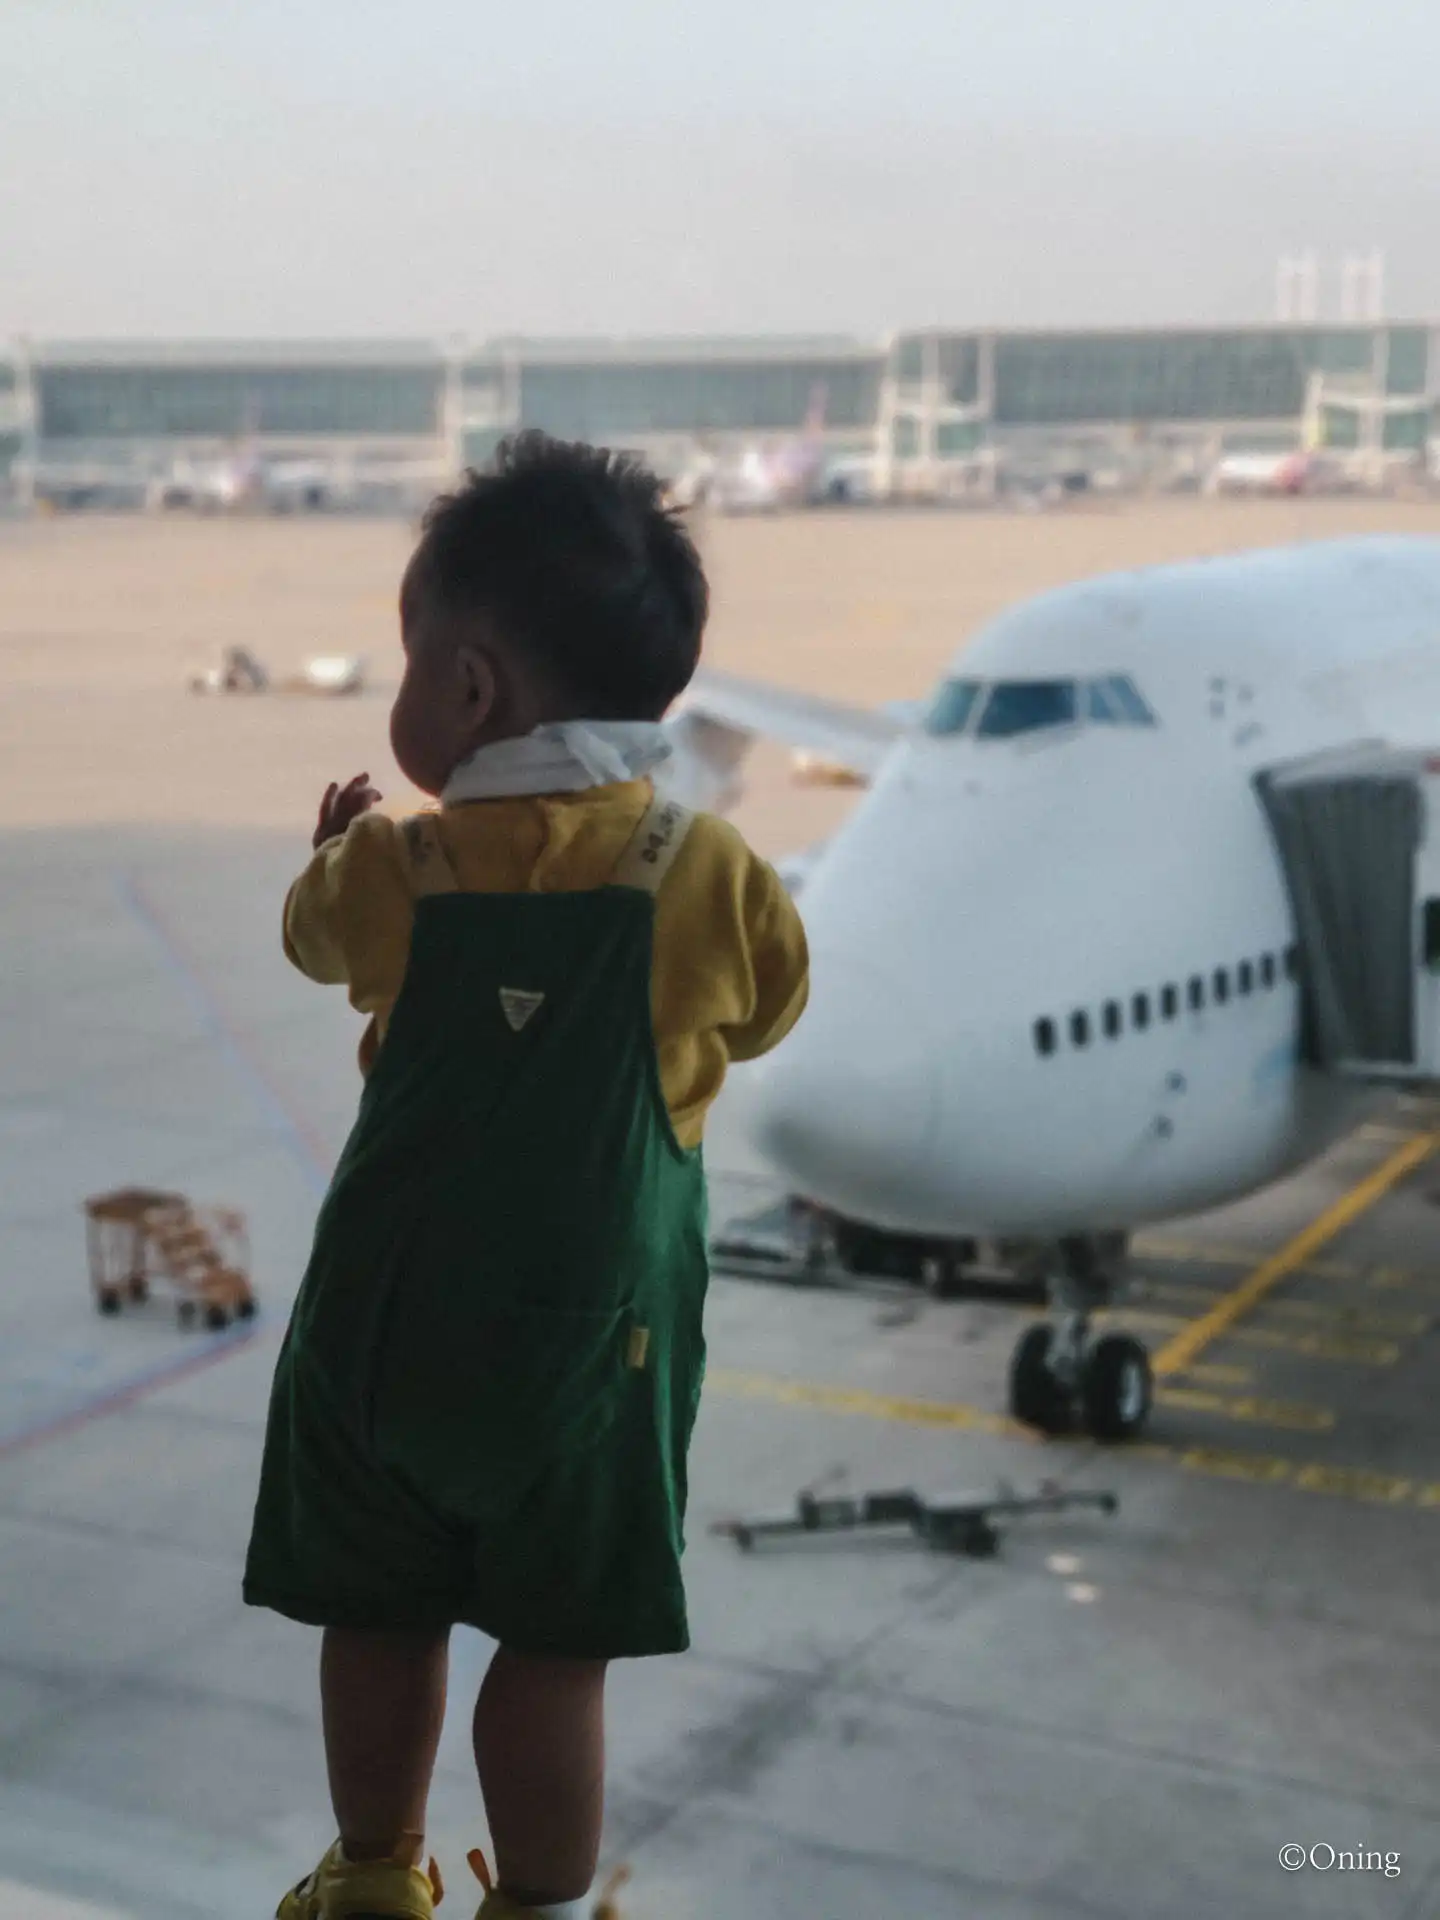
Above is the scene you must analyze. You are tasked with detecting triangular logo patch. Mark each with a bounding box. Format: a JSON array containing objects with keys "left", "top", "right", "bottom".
[{"left": 499, "top": 988, "right": 545, "bottom": 1033}]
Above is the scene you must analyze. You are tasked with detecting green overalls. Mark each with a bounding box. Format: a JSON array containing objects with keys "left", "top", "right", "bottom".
[{"left": 243, "top": 794, "right": 710, "bottom": 1658}]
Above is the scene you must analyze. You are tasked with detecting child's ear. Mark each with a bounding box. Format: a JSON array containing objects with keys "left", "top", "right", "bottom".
[{"left": 455, "top": 644, "right": 497, "bottom": 722}]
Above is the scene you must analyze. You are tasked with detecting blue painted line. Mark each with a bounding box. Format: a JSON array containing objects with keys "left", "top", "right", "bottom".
[
  {"left": 0, "top": 1322, "right": 265, "bottom": 1461},
  {"left": 115, "top": 871, "right": 328, "bottom": 1194},
  {"left": 0, "top": 873, "right": 330, "bottom": 1464}
]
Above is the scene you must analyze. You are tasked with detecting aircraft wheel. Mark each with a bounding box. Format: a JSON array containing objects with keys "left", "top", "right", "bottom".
[
  {"left": 1008, "top": 1325, "right": 1074, "bottom": 1435},
  {"left": 1081, "top": 1334, "right": 1152, "bottom": 1442},
  {"left": 177, "top": 1299, "right": 197, "bottom": 1328},
  {"left": 97, "top": 1287, "right": 122, "bottom": 1316}
]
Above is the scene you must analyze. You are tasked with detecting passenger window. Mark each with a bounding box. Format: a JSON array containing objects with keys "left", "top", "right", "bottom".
[
  {"left": 1187, "top": 975, "right": 1205, "bottom": 1012},
  {"left": 1213, "top": 967, "right": 1230, "bottom": 1004},
  {"left": 1260, "top": 953, "right": 1276, "bottom": 988},
  {"left": 1070, "top": 1010, "right": 1090, "bottom": 1047},
  {"left": 1132, "top": 991, "right": 1151, "bottom": 1030},
  {"left": 1160, "top": 984, "right": 1178, "bottom": 1020},
  {"left": 1034, "top": 1017, "right": 1057, "bottom": 1056},
  {"left": 1238, "top": 960, "right": 1254, "bottom": 995},
  {"left": 1102, "top": 1000, "right": 1121, "bottom": 1039},
  {"left": 977, "top": 680, "right": 1079, "bottom": 739}
]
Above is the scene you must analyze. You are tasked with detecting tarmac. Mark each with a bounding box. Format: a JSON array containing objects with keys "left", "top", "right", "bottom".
[{"left": 2, "top": 510, "right": 1439, "bottom": 1918}]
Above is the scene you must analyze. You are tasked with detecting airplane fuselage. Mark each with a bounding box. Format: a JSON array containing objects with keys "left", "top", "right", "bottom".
[{"left": 742, "top": 538, "right": 1440, "bottom": 1236}]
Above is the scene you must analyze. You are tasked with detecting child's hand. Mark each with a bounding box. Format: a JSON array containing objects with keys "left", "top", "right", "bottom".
[{"left": 314, "top": 773, "right": 381, "bottom": 849}]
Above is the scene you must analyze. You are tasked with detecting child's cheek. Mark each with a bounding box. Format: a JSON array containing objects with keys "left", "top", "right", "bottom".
[{"left": 389, "top": 687, "right": 427, "bottom": 788}]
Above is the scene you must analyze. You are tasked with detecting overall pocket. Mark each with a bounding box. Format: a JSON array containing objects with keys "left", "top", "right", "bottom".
[{"left": 372, "top": 1300, "right": 636, "bottom": 1518}]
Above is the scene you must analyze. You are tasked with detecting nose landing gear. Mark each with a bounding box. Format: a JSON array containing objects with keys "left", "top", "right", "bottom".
[
  {"left": 1009, "top": 1320, "right": 1153, "bottom": 1441},
  {"left": 711, "top": 1199, "right": 1153, "bottom": 1441},
  {"left": 1007, "top": 1236, "right": 1153, "bottom": 1443}
]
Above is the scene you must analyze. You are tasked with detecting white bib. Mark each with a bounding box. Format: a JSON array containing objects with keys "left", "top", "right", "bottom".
[{"left": 442, "top": 721, "right": 672, "bottom": 804}]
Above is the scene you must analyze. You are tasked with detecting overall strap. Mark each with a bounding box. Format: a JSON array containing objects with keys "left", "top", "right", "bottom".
[
  {"left": 610, "top": 791, "right": 695, "bottom": 896},
  {"left": 401, "top": 814, "right": 461, "bottom": 897},
  {"left": 402, "top": 793, "right": 694, "bottom": 899}
]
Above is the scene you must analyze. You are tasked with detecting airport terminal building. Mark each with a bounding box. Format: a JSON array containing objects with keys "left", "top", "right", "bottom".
[{"left": 2, "top": 321, "right": 1437, "bottom": 505}]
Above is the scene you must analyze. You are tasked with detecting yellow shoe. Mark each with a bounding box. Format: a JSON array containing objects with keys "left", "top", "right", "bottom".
[
  {"left": 277, "top": 1838, "right": 445, "bottom": 1918},
  {"left": 469, "top": 1850, "right": 629, "bottom": 1919},
  {"left": 592, "top": 1868, "right": 630, "bottom": 1920}
]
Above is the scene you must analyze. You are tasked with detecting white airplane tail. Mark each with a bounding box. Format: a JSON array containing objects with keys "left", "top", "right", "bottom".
[{"left": 803, "top": 381, "right": 828, "bottom": 440}]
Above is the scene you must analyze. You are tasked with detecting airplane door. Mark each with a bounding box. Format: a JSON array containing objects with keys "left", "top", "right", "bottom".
[
  {"left": 1258, "top": 749, "right": 1440, "bottom": 1086},
  {"left": 1412, "top": 788, "right": 1440, "bottom": 1078}
]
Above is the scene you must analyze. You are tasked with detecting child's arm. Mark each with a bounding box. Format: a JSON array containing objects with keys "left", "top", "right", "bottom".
[
  {"left": 282, "top": 790, "right": 415, "bottom": 1025},
  {"left": 283, "top": 772, "right": 384, "bottom": 982},
  {"left": 720, "top": 853, "right": 810, "bottom": 1062}
]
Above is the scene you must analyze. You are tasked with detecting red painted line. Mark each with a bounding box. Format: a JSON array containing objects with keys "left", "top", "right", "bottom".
[
  {"left": 0, "top": 1325, "right": 268, "bottom": 1465},
  {"left": 0, "top": 873, "right": 326, "bottom": 1465}
]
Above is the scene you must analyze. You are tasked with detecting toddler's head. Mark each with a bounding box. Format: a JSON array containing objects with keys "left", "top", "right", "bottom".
[{"left": 391, "top": 432, "right": 708, "bottom": 795}]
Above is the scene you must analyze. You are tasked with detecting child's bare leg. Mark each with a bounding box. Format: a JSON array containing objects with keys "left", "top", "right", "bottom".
[
  {"left": 320, "top": 1626, "right": 450, "bottom": 1859},
  {"left": 474, "top": 1647, "right": 608, "bottom": 1904}
]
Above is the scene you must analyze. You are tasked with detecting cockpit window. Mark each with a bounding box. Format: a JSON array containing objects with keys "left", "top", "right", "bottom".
[
  {"left": 922, "top": 678, "right": 984, "bottom": 737},
  {"left": 976, "top": 680, "right": 1079, "bottom": 738},
  {"left": 923, "top": 673, "right": 1155, "bottom": 740},
  {"left": 1087, "top": 676, "right": 1156, "bottom": 725},
  {"left": 1099, "top": 674, "right": 1156, "bottom": 725}
]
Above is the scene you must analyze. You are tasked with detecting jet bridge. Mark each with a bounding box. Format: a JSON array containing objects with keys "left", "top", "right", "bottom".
[{"left": 1257, "top": 744, "right": 1440, "bottom": 1084}]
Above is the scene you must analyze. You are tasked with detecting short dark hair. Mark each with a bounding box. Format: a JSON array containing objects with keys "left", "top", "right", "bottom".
[{"left": 415, "top": 431, "right": 707, "bottom": 720}]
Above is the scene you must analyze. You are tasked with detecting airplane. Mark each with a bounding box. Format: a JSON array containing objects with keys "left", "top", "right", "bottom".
[
  {"left": 665, "top": 446, "right": 719, "bottom": 511},
  {"left": 146, "top": 387, "right": 359, "bottom": 516},
  {"left": 658, "top": 536, "right": 1440, "bottom": 1442},
  {"left": 148, "top": 450, "right": 347, "bottom": 515},
  {"left": 148, "top": 448, "right": 262, "bottom": 513},
  {"left": 261, "top": 456, "right": 344, "bottom": 513},
  {"left": 1205, "top": 449, "right": 1314, "bottom": 497},
  {"left": 712, "top": 382, "right": 834, "bottom": 512}
]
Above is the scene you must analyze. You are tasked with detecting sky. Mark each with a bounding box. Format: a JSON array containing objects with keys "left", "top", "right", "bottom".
[{"left": 3, "top": 0, "right": 1438, "bottom": 338}]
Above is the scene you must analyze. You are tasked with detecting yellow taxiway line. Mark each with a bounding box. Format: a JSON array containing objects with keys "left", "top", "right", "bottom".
[
  {"left": 1150, "top": 1131, "right": 1439, "bottom": 1379},
  {"left": 1092, "top": 1306, "right": 1401, "bottom": 1367},
  {"left": 711, "top": 1366, "right": 1332, "bottom": 1436},
  {"left": 706, "top": 1129, "right": 1440, "bottom": 1517},
  {"left": 706, "top": 1369, "right": 1440, "bottom": 1514},
  {"left": 1141, "top": 1282, "right": 1430, "bottom": 1339}
]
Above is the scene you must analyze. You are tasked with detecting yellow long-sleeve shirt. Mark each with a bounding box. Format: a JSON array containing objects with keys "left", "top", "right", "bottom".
[{"left": 283, "top": 780, "right": 809, "bottom": 1149}]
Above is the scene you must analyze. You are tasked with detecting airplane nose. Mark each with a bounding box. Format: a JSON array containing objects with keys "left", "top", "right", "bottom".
[{"left": 746, "top": 953, "right": 942, "bottom": 1227}]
